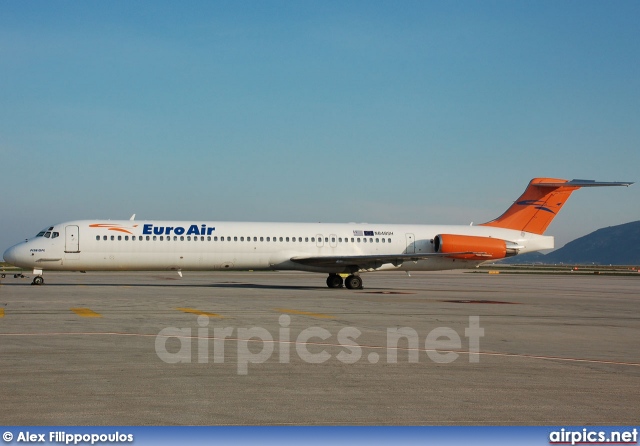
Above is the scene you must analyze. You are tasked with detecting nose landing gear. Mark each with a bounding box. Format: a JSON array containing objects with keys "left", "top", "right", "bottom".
[{"left": 32, "top": 276, "right": 44, "bottom": 286}]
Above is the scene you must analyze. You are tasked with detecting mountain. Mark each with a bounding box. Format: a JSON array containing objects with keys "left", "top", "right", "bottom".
[{"left": 499, "top": 220, "right": 640, "bottom": 265}]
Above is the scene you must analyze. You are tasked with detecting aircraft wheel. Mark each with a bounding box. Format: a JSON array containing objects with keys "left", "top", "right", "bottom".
[
  {"left": 326, "top": 274, "right": 343, "bottom": 288},
  {"left": 32, "top": 276, "right": 44, "bottom": 286},
  {"left": 1, "top": 274, "right": 5, "bottom": 278},
  {"left": 344, "top": 275, "right": 363, "bottom": 290}
]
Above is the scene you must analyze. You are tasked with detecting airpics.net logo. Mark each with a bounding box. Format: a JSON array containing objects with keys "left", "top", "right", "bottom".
[
  {"left": 549, "top": 428, "right": 638, "bottom": 445},
  {"left": 154, "top": 315, "right": 484, "bottom": 375}
]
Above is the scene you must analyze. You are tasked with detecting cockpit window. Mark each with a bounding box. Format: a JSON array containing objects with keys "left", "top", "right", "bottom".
[
  {"left": 52, "top": 232, "right": 59, "bottom": 238},
  {"left": 36, "top": 226, "right": 54, "bottom": 237}
]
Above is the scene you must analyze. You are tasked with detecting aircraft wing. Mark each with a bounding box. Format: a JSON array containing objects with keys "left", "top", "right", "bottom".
[{"left": 290, "top": 252, "right": 486, "bottom": 269}]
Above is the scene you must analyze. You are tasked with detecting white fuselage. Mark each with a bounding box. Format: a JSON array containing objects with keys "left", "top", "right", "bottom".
[{"left": 3, "top": 220, "right": 554, "bottom": 274}]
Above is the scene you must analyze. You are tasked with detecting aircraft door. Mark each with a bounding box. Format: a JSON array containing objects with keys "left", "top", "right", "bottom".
[
  {"left": 65, "top": 225, "right": 80, "bottom": 253},
  {"left": 405, "top": 233, "right": 415, "bottom": 254}
]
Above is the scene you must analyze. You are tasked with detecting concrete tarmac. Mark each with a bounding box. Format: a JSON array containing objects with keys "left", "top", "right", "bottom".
[{"left": 0, "top": 271, "right": 638, "bottom": 425}]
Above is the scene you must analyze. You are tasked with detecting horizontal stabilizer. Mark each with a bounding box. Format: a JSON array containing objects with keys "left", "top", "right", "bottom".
[{"left": 535, "top": 179, "right": 634, "bottom": 188}]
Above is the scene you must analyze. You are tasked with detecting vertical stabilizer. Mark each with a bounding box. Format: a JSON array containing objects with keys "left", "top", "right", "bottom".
[{"left": 480, "top": 178, "right": 633, "bottom": 235}]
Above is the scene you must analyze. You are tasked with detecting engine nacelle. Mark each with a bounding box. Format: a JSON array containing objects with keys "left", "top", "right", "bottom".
[{"left": 433, "top": 234, "right": 518, "bottom": 260}]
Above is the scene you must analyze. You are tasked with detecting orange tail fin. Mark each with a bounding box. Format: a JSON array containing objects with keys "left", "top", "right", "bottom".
[{"left": 480, "top": 178, "right": 633, "bottom": 235}]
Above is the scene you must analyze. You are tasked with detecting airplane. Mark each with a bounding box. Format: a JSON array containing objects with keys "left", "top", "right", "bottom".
[{"left": 2, "top": 178, "right": 633, "bottom": 288}]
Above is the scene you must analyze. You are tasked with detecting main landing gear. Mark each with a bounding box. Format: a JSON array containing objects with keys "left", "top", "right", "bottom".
[
  {"left": 32, "top": 276, "right": 44, "bottom": 285},
  {"left": 326, "top": 273, "right": 363, "bottom": 290}
]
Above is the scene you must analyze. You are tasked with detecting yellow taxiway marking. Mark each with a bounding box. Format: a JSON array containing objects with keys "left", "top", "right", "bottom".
[
  {"left": 176, "top": 308, "right": 223, "bottom": 318},
  {"left": 70, "top": 308, "right": 102, "bottom": 318},
  {"left": 276, "top": 308, "right": 334, "bottom": 319},
  {"left": 0, "top": 308, "right": 4, "bottom": 318}
]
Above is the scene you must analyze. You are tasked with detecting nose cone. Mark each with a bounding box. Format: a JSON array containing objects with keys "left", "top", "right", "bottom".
[{"left": 3, "top": 244, "right": 24, "bottom": 267}]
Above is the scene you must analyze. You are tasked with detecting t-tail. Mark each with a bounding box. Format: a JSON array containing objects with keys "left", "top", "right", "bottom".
[{"left": 480, "top": 178, "right": 634, "bottom": 235}]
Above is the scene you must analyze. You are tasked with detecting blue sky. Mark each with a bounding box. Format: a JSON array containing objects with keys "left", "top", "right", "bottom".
[{"left": 1, "top": 1, "right": 639, "bottom": 251}]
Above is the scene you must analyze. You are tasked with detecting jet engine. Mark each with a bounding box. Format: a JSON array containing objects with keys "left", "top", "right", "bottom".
[{"left": 433, "top": 234, "right": 519, "bottom": 260}]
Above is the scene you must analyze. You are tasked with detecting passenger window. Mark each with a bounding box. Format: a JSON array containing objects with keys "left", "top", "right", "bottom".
[
  {"left": 240, "top": 237, "right": 244, "bottom": 241},
  {"left": 180, "top": 236, "right": 184, "bottom": 241},
  {"left": 286, "top": 237, "right": 290, "bottom": 242},
  {"left": 266, "top": 237, "right": 270, "bottom": 242},
  {"left": 305, "top": 237, "right": 309, "bottom": 242},
  {"left": 279, "top": 237, "right": 283, "bottom": 242},
  {"left": 331, "top": 237, "right": 335, "bottom": 243},
  {"left": 260, "top": 237, "right": 264, "bottom": 242},
  {"left": 173, "top": 236, "right": 178, "bottom": 241},
  {"left": 125, "top": 236, "right": 129, "bottom": 241},
  {"left": 338, "top": 238, "right": 342, "bottom": 243},
  {"left": 96, "top": 235, "right": 100, "bottom": 241},
  {"left": 388, "top": 238, "right": 391, "bottom": 243},
  {"left": 103, "top": 236, "right": 107, "bottom": 241},
  {"left": 187, "top": 236, "right": 191, "bottom": 241},
  {"left": 382, "top": 238, "right": 385, "bottom": 243},
  {"left": 254, "top": 237, "right": 257, "bottom": 242},
  {"left": 234, "top": 237, "right": 238, "bottom": 241},
  {"left": 291, "top": 237, "right": 295, "bottom": 242},
  {"left": 370, "top": 238, "right": 373, "bottom": 243},
  {"left": 311, "top": 237, "right": 315, "bottom": 242},
  {"left": 207, "top": 236, "right": 211, "bottom": 241},
  {"left": 351, "top": 238, "right": 354, "bottom": 242},
  {"left": 145, "top": 236, "right": 149, "bottom": 241},
  {"left": 111, "top": 235, "right": 115, "bottom": 241},
  {"left": 118, "top": 236, "right": 122, "bottom": 241},
  {"left": 159, "top": 236, "right": 163, "bottom": 241},
  {"left": 357, "top": 238, "right": 361, "bottom": 243},
  {"left": 214, "top": 236, "right": 218, "bottom": 241},
  {"left": 227, "top": 237, "right": 231, "bottom": 241},
  {"left": 325, "top": 237, "right": 328, "bottom": 242},
  {"left": 363, "top": 238, "right": 367, "bottom": 243}
]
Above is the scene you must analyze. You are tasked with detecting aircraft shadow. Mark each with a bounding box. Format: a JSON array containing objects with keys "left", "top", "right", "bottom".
[{"left": 0, "top": 282, "right": 332, "bottom": 291}]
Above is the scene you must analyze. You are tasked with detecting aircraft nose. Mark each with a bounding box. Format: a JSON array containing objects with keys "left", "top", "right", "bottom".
[{"left": 3, "top": 245, "right": 20, "bottom": 266}]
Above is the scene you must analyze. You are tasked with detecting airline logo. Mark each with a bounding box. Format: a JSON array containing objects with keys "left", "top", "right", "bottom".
[
  {"left": 89, "top": 223, "right": 138, "bottom": 234},
  {"left": 516, "top": 200, "right": 558, "bottom": 214},
  {"left": 142, "top": 224, "right": 216, "bottom": 236},
  {"left": 90, "top": 223, "right": 216, "bottom": 236}
]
